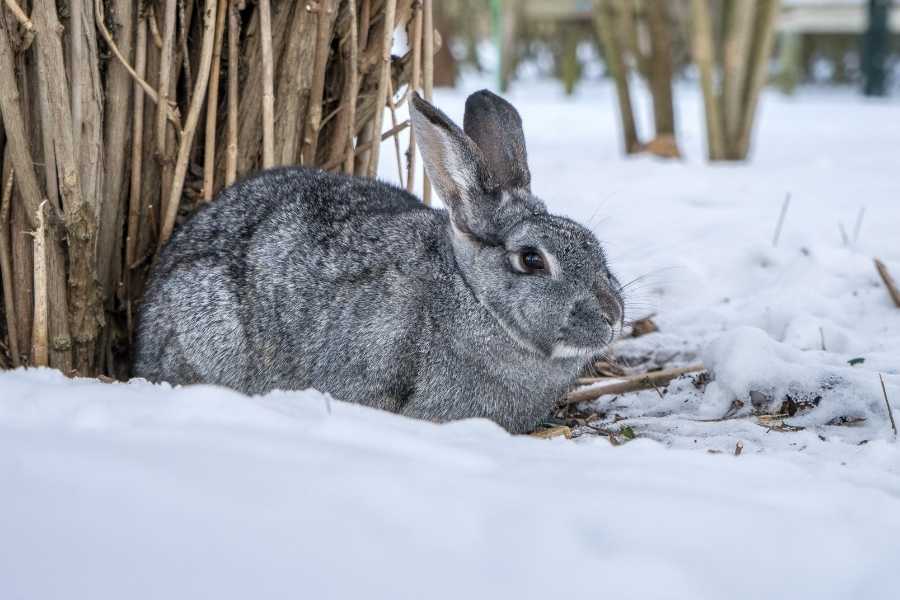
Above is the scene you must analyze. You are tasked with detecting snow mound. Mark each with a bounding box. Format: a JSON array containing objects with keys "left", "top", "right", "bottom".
[{"left": 2, "top": 369, "right": 900, "bottom": 600}]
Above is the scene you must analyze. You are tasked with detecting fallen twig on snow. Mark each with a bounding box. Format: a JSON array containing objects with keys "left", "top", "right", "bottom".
[
  {"left": 880, "top": 373, "right": 897, "bottom": 437},
  {"left": 772, "top": 192, "right": 790, "bottom": 247},
  {"left": 563, "top": 363, "right": 706, "bottom": 405},
  {"left": 874, "top": 258, "right": 900, "bottom": 308}
]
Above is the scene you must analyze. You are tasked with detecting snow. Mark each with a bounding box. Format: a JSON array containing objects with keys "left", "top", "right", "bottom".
[{"left": 3, "top": 80, "right": 900, "bottom": 598}]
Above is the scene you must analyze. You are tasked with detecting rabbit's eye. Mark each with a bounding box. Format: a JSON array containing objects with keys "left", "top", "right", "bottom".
[{"left": 517, "top": 250, "right": 546, "bottom": 274}]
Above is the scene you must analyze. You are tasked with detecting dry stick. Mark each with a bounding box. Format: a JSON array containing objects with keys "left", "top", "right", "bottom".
[
  {"left": 126, "top": 16, "right": 148, "bottom": 341},
  {"left": 323, "top": 120, "right": 409, "bottom": 172},
  {"left": 874, "top": 258, "right": 900, "bottom": 308},
  {"left": 386, "top": 78, "right": 404, "bottom": 185},
  {"left": 689, "top": 0, "right": 725, "bottom": 161},
  {"left": 148, "top": 3, "right": 164, "bottom": 49},
  {"left": 70, "top": 0, "right": 83, "bottom": 156},
  {"left": 33, "top": 0, "right": 98, "bottom": 373},
  {"left": 838, "top": 223, "right": 849, "bottom": 247},
  {"left": 422, "top": 0, "right": 433, "bottom": 203},
  {"left": 157, "top": 0, "right": 178, "bottom": 168},
  {"left": 341, "top": 0, "right": 359, "bottom": 174},
  {"left": 563, "top": 364, "right": 706, "bottom": 405},
  {"left": 204, "top": 0, "right": 228, "bottom": 201},
  {"left": 853, "top": 206, "right": 866, "bottom": 245},
  {"left": 359, "top": 0, "right": 371, "bottom": 52},
  {"left": 0, "top": 169, "right": 19, "bottom": 367},
  {"left": 0, "top": 19, "right": 45, "bottom": 228},
  {"left": 302, "top": 0, "right": 336, "bottom": 166},
  {"left": 772, "top": 192, "right": 790, "bottom": 247},
  {"left": 94, "top": 0, "right": 180, "bottom": 127},
  {"left": 3, "top": 0, "right": 35, "bottom": 48},
  {"left": 324, "top": 0, "right": 356, "bottom": 171},
  {"left": 159, "top": 0, "right": 219, "bottom": 248},
  {"left": 225, "top": 0, "right": 240, "bottom": 185},
  {"left": 178, "top": 0, "right": 193, "bottom": 95},
  {"left": 880, "top": 373, "right": 897, "bottom": 437},
  {"left": 405, "top": 3, "right": 422, "bottom": 192},
  {"left": 258, "top": 0, "right": 275, "bottom": 168},
  {"left": 364, "top": 0, "right": 397, "bottom": 178},
  {"left": 30, "top": 201, "right": 48, "bottom": 367}
]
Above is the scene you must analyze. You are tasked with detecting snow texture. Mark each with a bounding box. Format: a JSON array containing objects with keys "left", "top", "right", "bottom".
[{"left": 2, "top": 80, "right": 899, "bottom": 598}]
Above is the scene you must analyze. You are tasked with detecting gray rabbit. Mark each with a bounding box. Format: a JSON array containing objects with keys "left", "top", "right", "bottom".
[{"left": 135, "top": 90, "right": 624, "bottom": 433}]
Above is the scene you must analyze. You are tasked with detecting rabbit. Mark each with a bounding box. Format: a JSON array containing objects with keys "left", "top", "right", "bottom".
[{"left": 134, "top": 90, "right": 624, "bottom": 433}]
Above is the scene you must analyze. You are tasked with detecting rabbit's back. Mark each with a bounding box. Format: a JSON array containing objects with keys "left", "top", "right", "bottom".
[{"left": 135, "top": 167, "right": 448, "bottom": 398}]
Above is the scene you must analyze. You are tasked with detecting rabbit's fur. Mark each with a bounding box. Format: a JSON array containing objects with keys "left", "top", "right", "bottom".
[{"left": 135, "top": 90, "right": 623, "bottom": 433}]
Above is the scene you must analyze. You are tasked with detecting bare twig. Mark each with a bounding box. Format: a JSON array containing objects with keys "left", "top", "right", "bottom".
[
  {"left": 405, "top": 1, "right": 422, "bottom": 192},
  {"left": 874, "top": 258, "right": 900, "bottom": 308},
  {"left": 772, "top": 192, "right": 790, "bottom": 247},
  {"left": 324, "top": 0, "right": 357, "bottom": 172},
  {"left": 302, "top": 0, "right": 335, "bottom": 166},
  {"left": 0, "top": 169, "right": 20, "bottom": 367},
  {"left": 563, "top": 364, "right": 706, "bottom": 405},
  {"left": 30, "top": 201, "right": 48, "bottom": 367},
  {"left": 0, "top": 18, "right": 45, "bottom": 228},
  {"left": 3, "top": 0, "right": 35, "bottom": 49},
  {"left": 323, "top": 119, "right": 409, "bottom": 172},
  {"left": 178, "top": 0, "right": 193, "bottom": 96},
  {"left": 125, "top": 15, "right": 148, "bottom": 341},
  {"left": 204, "top": 0, "right": 228, "bottom": 201},
  {"left": 386, "top": 78, "right": 404, "bottom": 185},
  {"left": 258, "top": 0, "right": 275, "bottom": 168},
  {"left": 364, "top": 0, "right": 397, "bottom": 178},
  {"left": 853, "top": 206, "right": 866, "bottom": 245},
  {"left": 422, "top": 0, "right": 433, "bottom": 203},
  {"left": 71, "top": 0, "right": 83, "bottom": 155},
  {"left": 157, "top": 0, "right": 178, "bottom": 166},
  {"left": 94, "top": 0, "right": 180, "bottom": 127},
  {"left": 880, "top": 373, "right": 897, "bottom": 437},
  {"left": 225, "top": 0, "right": 240, "bottom": 185},
  {"left": 159, "top": 0, "right": 219, "bottom": 247}
]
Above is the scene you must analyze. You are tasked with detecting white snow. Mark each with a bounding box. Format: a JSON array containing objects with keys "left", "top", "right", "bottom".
[{"left": 2, "top": 80, "right": 900, "bottom": 598}]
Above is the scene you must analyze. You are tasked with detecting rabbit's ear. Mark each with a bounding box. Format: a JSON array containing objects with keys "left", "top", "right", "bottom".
[
  {"left": 463, "top": 90, "right": 530, "bottom": 192},
  {"left": 410, "top": 93, "right": 500, "bottom": 237}
]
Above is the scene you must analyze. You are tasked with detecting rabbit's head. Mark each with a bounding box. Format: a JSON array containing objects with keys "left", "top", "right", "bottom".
[{"left": 410, "top": 90, "right": 624, "bottom": 361}]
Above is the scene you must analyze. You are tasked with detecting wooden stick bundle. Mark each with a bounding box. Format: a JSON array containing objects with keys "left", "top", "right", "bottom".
[{"left": 0, "top": 0, "right": 419, "bottom": 377}]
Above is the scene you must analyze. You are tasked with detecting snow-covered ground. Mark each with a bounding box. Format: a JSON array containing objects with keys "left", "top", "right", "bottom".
[{"left": 2, "top": 81, "right": 899, "bottom": 599}]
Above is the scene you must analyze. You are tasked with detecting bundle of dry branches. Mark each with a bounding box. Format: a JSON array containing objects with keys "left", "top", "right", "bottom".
[{"left": 0, "top": 0, "right": 437, "bottom": 377}]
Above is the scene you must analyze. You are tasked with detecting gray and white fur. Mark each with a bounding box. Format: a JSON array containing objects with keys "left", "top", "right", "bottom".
[{"left": 135, "top": 90, "right": 624, "bottom": 433}]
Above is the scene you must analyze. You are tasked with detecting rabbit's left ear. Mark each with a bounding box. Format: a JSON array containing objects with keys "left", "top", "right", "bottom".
[{"left": 463, "top": 90, "right": 531, "bottom": 192}]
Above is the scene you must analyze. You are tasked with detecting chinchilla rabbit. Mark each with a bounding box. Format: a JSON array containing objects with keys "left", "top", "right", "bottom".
[{"left": 135, "top": 90, "right": 624, "bottom": 433}]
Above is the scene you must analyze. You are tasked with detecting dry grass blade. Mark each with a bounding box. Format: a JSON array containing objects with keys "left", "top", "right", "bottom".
[
  {"left": 772, "top": 192, "right": 790, "bottom": 247},
  {"left": 564, "top": 364, "right": 706, "bottom": 405},
  {"left": 874, "top": 258, "right": 900, "bottom": 308}
]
